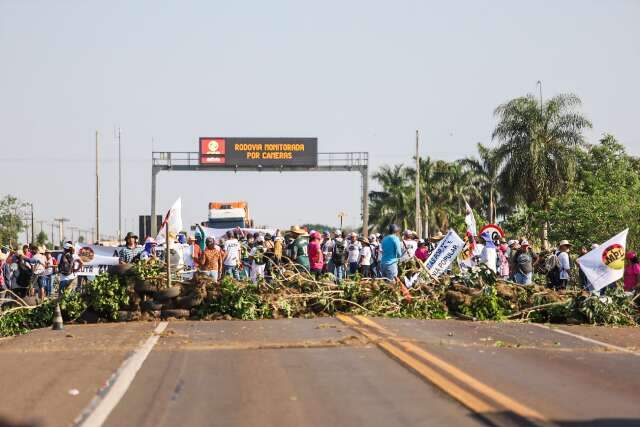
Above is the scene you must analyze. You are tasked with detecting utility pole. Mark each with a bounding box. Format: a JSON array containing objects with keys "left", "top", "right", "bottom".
[
  {"left": 50, "top": 223, "right": 55, "bottom": 248},
  {"left": 415, "top": 130, "right": 422, "bottom": 238},
  {"left": 96, "top": 130, "right": 100, "bottom": 244},
  {"left": 70, "top": 226, "right": 79, "bottom": 242},
  {"left": 54, "top": 218, "right": 70, "bottom": 247},
  {"left": 536, "top": 80, "right": 543, "bottom": 115},
  {"left": 117, "top": 127, "right": 122, "bottom": 244}
]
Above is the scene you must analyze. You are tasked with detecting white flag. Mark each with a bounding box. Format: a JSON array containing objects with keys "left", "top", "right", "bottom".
[
  {"left": 156, "top": 197, "right": 184, "bottom": 244},
  {"left": 464, "top": 201, "right": 477, "bottom": 236},
  {"left": 577, "top": 229, "right": 628, "bottom": 291}
]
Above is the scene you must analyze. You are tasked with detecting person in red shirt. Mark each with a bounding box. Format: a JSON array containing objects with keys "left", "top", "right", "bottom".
[
  {"left": 308, "top": 231, "right": 324, "bottom": 279},
  {"left": 623, "top": 251, "right": 640, "bottom": 292}
]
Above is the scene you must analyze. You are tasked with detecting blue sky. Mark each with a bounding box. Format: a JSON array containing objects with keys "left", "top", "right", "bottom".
[{"left": 1, "top": 0, "right": 638, "bottom": 241}]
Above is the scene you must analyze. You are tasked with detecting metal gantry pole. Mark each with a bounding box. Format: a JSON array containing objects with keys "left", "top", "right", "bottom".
[
  {"left": 96, "top": 130, "right": 100, "bottom": 243},
  {"left": 118, "top": 128, "right": 122, "bottom": 242},
  {"left": 150, "top": 167, "right": 158, "bottom": 236},
  {"left": 361, "top": 166, "right": 369, "bottom": 238}
]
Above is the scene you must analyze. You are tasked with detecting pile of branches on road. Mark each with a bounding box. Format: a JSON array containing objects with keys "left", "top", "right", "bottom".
[{"left": 0, "top": 259, "right": 638, "bottom": 337}]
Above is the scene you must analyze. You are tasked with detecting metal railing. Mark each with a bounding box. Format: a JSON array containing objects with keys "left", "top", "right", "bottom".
[{"left": 152, "top": 151, "right": 368, "bottom": 169}]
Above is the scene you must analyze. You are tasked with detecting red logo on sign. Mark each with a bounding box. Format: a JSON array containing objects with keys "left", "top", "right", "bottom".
[{"left": 200, "top": 138, "right": 226, "bottom": 165}]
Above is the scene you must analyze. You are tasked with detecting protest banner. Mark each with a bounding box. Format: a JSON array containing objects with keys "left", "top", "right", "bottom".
[
  {"left": 75, "top": 244, "right": 119, "bottom": 276},
  {"left": 577, "top": 229, "right": 628, "bottom": 291},
  {"left": 425, "top": 229, "right": 465, "bottom": 277}
]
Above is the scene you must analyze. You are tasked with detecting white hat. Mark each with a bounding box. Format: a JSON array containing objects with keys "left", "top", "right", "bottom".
[{"left": 63, "top": 242, "right": 73, "bottom": 250}]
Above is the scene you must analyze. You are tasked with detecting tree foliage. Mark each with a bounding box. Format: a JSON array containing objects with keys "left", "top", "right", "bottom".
[{"left": 0, "top": 195, "right": 25, "bottom": 247}]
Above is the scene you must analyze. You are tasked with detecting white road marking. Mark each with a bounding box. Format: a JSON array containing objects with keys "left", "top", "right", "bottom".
[
  {"left": 532, "top": 323, "right": 639, "bottom": 356},
  {"left": 74, "top": 321, "right": 168, "bottom": 427}
]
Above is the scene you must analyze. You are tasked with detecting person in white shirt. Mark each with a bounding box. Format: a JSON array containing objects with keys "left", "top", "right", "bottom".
[
  {"left": 31, "top": 246, "right": 47, "bottom": 299},
  {"left": 223, "top": 230, "right": 241, "bottom": 279},
  {"left": 346, "top": 233, "right": 362, "bottom": 276},
  {"left": 249, "top": 235, "right": 267, "bottom": 283},
  {"left": 358, "top": 238, "right": 372, "bottom": 277},
  {"left": 557, "top": 240, "right": 573, "bottom": 289},
  {"left": 400, "top": 230, "right": 418, "bottom": 262},
  {"left": 479, "top": 232, "right": 497, "bottom": 273}
]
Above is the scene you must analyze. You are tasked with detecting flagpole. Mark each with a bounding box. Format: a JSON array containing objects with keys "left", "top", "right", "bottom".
[{"left": 415, "top": 130, "right": 422, "bottom": 238}]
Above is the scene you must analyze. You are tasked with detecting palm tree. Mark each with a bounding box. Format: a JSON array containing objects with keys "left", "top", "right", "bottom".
[
  {"left": 492, "top": 93, "right": 592, "bottom": 247},
  {"left": 459, "top": 143, "right": 502, "bottom": 223},
  {"left": 368, "top": 164, "right": 413, "bottom": 232}
]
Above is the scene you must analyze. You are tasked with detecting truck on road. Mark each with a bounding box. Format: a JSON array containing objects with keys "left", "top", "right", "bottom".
[{"left": 207, "top": 201, "right": 253, "bottom": 229}]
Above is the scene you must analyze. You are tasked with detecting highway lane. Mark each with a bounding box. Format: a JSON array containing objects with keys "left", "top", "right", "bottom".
[{"left": 0, "top": 319, "right": 638, "bottom": 426}]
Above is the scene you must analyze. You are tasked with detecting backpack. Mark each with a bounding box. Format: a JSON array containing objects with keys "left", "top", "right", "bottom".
[
  {"left": 253, "top": 245, "right": 266, "bottom": 265},
  {"left": 59, "top": 253, "right": 73, "bottom": 275},
  {"left": 545, "top": 252, "right": 562, "bottom": 287},
  {"left": 332, "top": 240, "right": 346, "bottom": 264}
]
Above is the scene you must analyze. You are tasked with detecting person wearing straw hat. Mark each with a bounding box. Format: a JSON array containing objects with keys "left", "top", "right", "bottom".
[
  {"left": 290, "top": 226, "right": 310, "bottom": 271},
  {"left": 428, "top": 231, "right": 445, "bottom": 252}
]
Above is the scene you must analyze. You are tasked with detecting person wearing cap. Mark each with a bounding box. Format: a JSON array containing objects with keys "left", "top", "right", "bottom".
[
  {"left": 248, "top": 235, "right": 268, "bottom": 283},
  {"left": 497, "top": 241, "right": 510, "bottom": 280},
  {"left": 358, "top": 237, "right": 372, "bottom": 278},
  {"left": 199, "top": 237, "right": 224, "bottom": 282},
  {"left": 308, "top": 231, "right": 324, "bottom": 279},
  {"left": 119, "top": 232, "right": 142, "bottom": 264},
  {"left": 290, "top": 226, "right": 310, "bottom": 271},
  {"left": 380, "top": 224, "right": 402, "bottom": 280},
  {"left": 222, "top": 231, "right": 241, "bottom": 279},
  {"left": 320, "top": 231, "right": 331, "bottom": 274},
  {"left": 59, "top": 242, "right": 83, "bottom": 293},
  {"left": 182, "top": 235, "right": 201, "bottom": 272},
  {"left": 557, "top": 240, "right": 573, "bottom": 289},
  {"left": 330, "top": 230, "right": 347, "bottom": 282},
  {"left": 140, "top": 237, "right": 159, "bottom": 262},
  {"left": 346, "top": 232, "right": 362, "bottom": 276},
  {"left": 623, "top": 251, "right": 640, "bottom": 292},
  {"left": 513, "top": 239, "right": 536, "bottom": 285}
]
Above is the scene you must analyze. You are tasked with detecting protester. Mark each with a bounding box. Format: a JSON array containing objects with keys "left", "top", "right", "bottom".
[
  {"left": 199, "top": 237, "right": 223, "bottom": 282},
  {"left": 42, "top": 249, "right": 56, "bottom": 296},
  {"left": 119, "top": 232, "right": 142, "bottom": 264},
  {"left": 183, "top": 235, "right": 201, "bottom": 271},
  {"left": 308, "top": 231, "right": 324, "bottom": 279},
  {"left": 497, "top": 242, "right": 510, "bottom": 280},
  {"left": 222, "top": 231, "right": 241, "bottom": 279},
  {"left": 290, "top": 226, "right": 310, "bottom": 271},
  {"left": 623, "top": 251, "right": 640, "bottom": 292},
  {"left": 479, "top": 231, "right": 497, "bottom": 273},
  {"left": 415, "top": 240, "right": 429, "bottom": 262},
  {"left": 331, "top": 230, "right": 347, "bottom": 283},
  {"left": 369, "top": 234, "right": 381, "bottom": 277},
  {"left": 557, "top": 240, "right": 573, "bottom": 289},
  {"left": 380, "top": 224, "right": 402, "bottom": 281},
  {"left": 401, "top": 230, "right": 418, "bottom": 262},
  {"left": 429, "top": 231, "right": 444, "bottom": 253},
  {"left": 513, "top": 240, "right": 535, "bottom": 285},
  {"left": 31, "top": 246, "right": 47, "bottom": 299},
  {"left": 321, "top": 230, "right": 333, "bottom": 274},
  {"left": 240, "top": 233, "right": 253, "bottom": 279},
  {"left": 358, "top": 237, "right": 372, "bottom": 277},
  {"left": 346, "top": 232, "right": 362, "bottom": 276},
  {"left": 273, "top": 231, "right": 284, "bottom": 265},
  {"left": 140, "top": 237, "right": 158, "bottom": 262},
  {"left": 248, "top": 235, "right": 267, "bottom": 283},
  {"left": 58, "top": 242, "right": 82, "bottom": 293}
]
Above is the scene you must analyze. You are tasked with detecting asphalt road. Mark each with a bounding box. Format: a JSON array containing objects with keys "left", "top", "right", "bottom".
[{"left": 0, "top": 318, "right": 638, "bottom": 427}]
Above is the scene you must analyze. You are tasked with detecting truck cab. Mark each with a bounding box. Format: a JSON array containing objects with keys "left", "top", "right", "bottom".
[{"left": 207, "top": 201, "right": 253, "bottom": 229}]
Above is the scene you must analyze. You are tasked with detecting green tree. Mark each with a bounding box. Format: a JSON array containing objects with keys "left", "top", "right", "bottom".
[
  {"left": 36, "top": 230, "right": 48, "bottom": 246},
  {"left": 460, "top": 143, "right": 502, "bottom": 223},
  {"left": 368, "top": 165, "right": 413, "bottom": 232},
  {"left": 0, "top": 195, "right": 25, "bottom": 246},
  {"left": 492, "top": 93, "right": 592, "bottom": 247}
]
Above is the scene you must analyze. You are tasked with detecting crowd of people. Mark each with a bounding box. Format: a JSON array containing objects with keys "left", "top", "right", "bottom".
[
  {"left": 0, "top": 241, "right": 83, "bottom": 300},
  {"left": 1, "top": 223, "right": 638, "bottom": 302}
]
